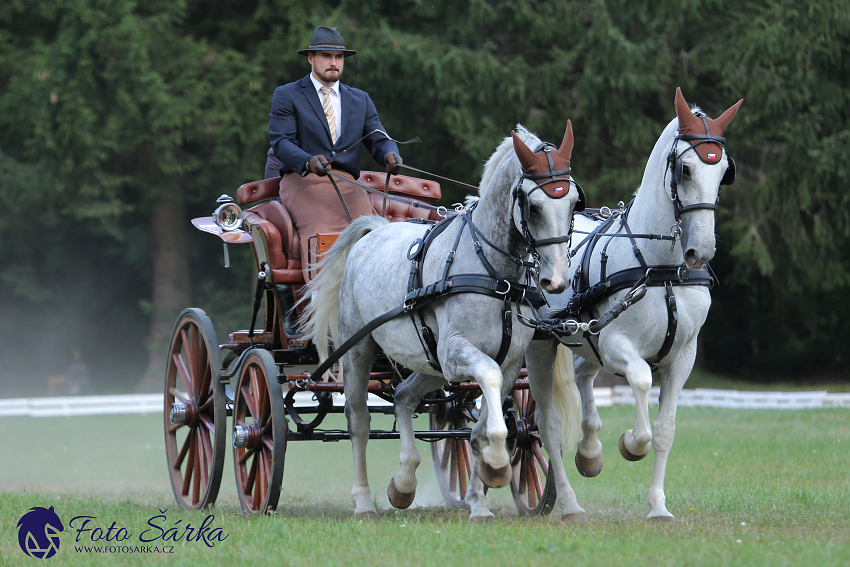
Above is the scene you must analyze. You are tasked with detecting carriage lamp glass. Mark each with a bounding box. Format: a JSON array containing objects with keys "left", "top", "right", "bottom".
[{"left": 213, "top": 195, "right": 243, "bottom": 232}]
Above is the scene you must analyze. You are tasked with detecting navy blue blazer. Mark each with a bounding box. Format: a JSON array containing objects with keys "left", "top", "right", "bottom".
[{"left": 269, "top": 74, "right": 399, "bottom": 179}]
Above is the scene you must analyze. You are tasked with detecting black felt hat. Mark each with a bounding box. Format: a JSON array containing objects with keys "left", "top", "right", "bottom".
[{"left": 297, "top": 26, "right": 357, "bottom": 56}]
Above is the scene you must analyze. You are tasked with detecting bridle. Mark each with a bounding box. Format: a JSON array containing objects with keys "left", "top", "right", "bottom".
[
  {"left": 665, "top": 114, "right": 736, "bottom": 225},
  {"left": 511, "top": 142, "right": 587, "bottom": 269}
]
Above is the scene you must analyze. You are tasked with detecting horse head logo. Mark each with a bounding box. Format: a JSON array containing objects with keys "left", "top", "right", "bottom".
[{"left": 17, "top": 506, "right": 64, "bottom": 559}]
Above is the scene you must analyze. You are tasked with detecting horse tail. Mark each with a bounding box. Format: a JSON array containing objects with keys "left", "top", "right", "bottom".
[
  {"left": 553, "top": 344, "right": 581, "bottom": 452},
  {"left": 299, "top": 215, "right": 389, "bottom": 378}
]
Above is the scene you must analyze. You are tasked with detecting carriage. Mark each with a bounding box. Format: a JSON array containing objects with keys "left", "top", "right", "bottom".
[
  {"left": 163, "top": 169, "right": 555, "bottom": 517},
  {"left": 164, "top": 90, "right": 740, "bottom": 522}
]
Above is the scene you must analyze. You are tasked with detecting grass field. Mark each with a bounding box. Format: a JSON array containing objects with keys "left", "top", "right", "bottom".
[{"left": 1, "top": 406, "right": 848, "bottom": 566}]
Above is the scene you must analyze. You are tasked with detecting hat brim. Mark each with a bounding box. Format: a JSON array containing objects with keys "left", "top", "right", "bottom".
[{"left": 298, "top": 48, "right": 357, "bottom": 56}]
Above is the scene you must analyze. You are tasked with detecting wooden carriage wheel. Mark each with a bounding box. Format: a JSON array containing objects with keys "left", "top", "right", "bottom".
[
  {"left": 163, "top": 308, "right": 227, "bottom": 510},
  {"left": 429, "top": 390, "right": 478, "bottom": 508},
  {"left": 509, "top": 388, "right": 556, "bottom": 515},
  {"left": 232, "top": 349, "right": 286, "bottom": 516}
]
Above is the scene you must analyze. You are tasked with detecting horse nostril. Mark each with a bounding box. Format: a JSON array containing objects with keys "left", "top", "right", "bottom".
[{"left": 684, "top": 249, "right": 700, "bottom": 268}]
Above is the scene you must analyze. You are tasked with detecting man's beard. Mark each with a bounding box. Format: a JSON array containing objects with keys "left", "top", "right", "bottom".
[{"left": 316, "top": 67, "right": 341, "bottom": 83}]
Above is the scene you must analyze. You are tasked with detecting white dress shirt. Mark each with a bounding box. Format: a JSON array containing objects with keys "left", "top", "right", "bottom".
[{"left": 309, "top": 74, "right": 342, "bottom": 143}]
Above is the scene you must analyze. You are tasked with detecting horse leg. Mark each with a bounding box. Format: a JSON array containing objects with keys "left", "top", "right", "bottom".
[
  {"left": 646, "top": 358, "right": 693, "bottom": 521},
  {"left": 465, "top": 434, "right": 494, "bottom": 522},
  {"left": 605, "top": 343, "right": 654, "bottom": 461},
  {"left": 442, "top": 336, "right": 511, "bottom": 489},
  {"left": 342, "top": 338, "right": 379, "bottom": 521},
  {"left": 464, "top": 361, "right": 519, "bottom": 523},
  {"left": 573, "top": 355, "right": 605, "bottom": 477},
  {"left": 388, "top": 372, "right": 446, "bottom": 509},
  {"left": 526, "top": 340, "right": 586, "bottom": 522}
]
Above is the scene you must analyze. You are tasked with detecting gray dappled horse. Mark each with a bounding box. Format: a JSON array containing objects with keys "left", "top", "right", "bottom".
[
  {"left": 526, "top": 88, "right": 742, "bottom": 521},
  {"left": 302, "top": 124, "right": 582, "bottom": 521}
]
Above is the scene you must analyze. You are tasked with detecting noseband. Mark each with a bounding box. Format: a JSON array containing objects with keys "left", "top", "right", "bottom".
[
  {"left": 666, "top": 114, "right": 736, "bottom": 224},
  {"left": 511, "top": 143, "right": 586, "bottom": 264}
]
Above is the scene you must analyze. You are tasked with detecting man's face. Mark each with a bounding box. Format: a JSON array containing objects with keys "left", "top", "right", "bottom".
[{"left": 308, "top": 51, "right": 344, "bottom": 86}]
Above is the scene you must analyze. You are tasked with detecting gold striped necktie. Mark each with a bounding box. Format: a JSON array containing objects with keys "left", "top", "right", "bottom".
[{"left": 320, "top": 87, "right": 337, "bottom": 145}]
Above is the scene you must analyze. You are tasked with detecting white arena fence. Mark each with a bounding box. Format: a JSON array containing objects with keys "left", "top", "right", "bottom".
[{"left": 0, "top": 388, "right": 848, "bottom": 418}]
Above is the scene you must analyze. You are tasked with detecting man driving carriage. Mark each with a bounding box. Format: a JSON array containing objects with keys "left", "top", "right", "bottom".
[{"left": 266, "top": 25, "right": 403, "bottom": 281}]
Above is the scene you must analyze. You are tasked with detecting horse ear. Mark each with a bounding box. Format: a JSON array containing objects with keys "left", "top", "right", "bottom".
[
  {"left": 557, "top": 120, "right": 574, "bottom": 161},
  {"left": 674, "top": 87, "right": 699, "bottom": 130},
  {"left": 713, "top": 98, "right": 744, "bottom": 133},
  {"left": 512, "top": 130, "right": 538, "bottom": 170},
  {"left": 49, "top": 506, "right": 54, "bottom": 512}
]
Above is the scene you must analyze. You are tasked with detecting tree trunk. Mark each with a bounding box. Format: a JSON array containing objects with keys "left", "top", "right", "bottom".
[{"left": 135, "top": 201, "right": 190, "bottom": 392}]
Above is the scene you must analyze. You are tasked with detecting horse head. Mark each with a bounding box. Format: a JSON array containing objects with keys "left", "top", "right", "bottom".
[
  {"left": 671, "top": 88, "right": 743, "bottom": 269},
  {"left": 511, "top": 121, "right": 583, "bottom": 293}
]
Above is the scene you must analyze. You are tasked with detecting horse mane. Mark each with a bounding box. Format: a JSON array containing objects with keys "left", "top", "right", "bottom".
[{"left": 468, "top": 124, "right": 542, "bottom": 208}]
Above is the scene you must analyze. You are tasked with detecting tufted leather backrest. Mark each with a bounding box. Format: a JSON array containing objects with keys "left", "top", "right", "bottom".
[{"left": 237, "top": 172, "right": 441, "bottom": 207}]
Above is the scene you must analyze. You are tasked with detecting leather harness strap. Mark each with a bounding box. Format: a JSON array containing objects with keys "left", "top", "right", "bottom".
[
  {"left": 406, "top": 204, "right": 544, "bottom": 371},
  {"left": 566, "top": 204, "right": 716, "bottom": 370}
]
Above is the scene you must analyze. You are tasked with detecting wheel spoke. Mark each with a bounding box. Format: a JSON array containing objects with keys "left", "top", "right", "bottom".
[
  {"left": 447, "top": 442, "right": 457, "bottom": 493},
  {"left": 532, "top": 444, "right": 549, "bottom": 476},
  {"left": 527, "top": 456, "right": 538, "bottom": 508},
  {"left": 199, "top": 395, "right": 214, "bottom": 415},
  {"left": 239, "top": 447, "right": 256, "bottom": 465},
  {"left": 197, "top": 430, "right": 209, "bottom": 494},
  {"left": 169, "top": 386, "right": 189, "bottom": 404},
  {"left": 199, "top": 414, "right": 215, "bottom": 434},
  {"left": 191, "top": 433, "right": 201, "bottom": 505},
  {"left": 253, "top": 452, "right": 264, "bottom": 511},
  {"left": 197, "top": 357, "right": 212, "bottom": 405},
  {"left": 174, "top": 429, "right": 193, "bottom": 469},
  {"left": 241, "top": 385, "right": 259, "bottom": 418},
  {"left": 180, "top": 329, "right": 195, "bottom": 388},
  {"left": 249, "top": 367, "right": 260, "bottom": 412},
  {"left": 262, "top": 437, "right": 274, "bottom": 452},
  {"left": 244, "top": 452, "right": 258, "bottom": 495},
  {"left": 530, "top": 453, "right": 543, "bottom": 502},
  {"left": 440, "top": 439, "right": 451, "bottom": 472},
  {"left": 173, "top": 352, "right": 193, "bottom": 396},
  {"left": 189, "top": 326, "right": 202, "bottom": 391},
  {"left": 181, "top": 432, "right": 196, "bottom": 496},
  {"left": 458, "top": 441, "right": 468, "bottom": 497}
]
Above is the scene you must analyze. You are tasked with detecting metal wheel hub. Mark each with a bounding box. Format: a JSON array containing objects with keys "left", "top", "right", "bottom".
[
  {"left": 233, "top": 422, "right": 262, "bottom": 449},
  {"left": 514, "top": 418, "right": 532, "bottom": 450},
  {"left": 169, "top": 400, "right": 198, "bottom": 426}
]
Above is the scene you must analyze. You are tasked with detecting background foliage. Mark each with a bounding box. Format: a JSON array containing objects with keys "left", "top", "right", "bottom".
[{"left": 1, "top": 0, "right": 848, "bottom": 394}]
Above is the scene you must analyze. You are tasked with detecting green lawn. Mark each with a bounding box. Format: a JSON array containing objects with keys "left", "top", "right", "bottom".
[{"left": 1, "top": 407, "right": 848, "bottom": 566}]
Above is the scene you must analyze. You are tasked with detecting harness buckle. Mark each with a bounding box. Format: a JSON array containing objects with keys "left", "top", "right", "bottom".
[
  {"left": 677, "top": 265, "right": 686, "bottom": 282},
  {"left": 495, "top": 280, "right": 512, "bottom": 296}
]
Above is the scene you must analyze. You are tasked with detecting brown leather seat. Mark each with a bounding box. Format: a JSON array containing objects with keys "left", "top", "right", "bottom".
[{"left": 236, "top": 172, "right": 442, "bottom": 285}]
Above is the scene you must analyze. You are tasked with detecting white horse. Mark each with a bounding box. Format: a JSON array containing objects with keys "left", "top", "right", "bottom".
[
  {"left": 302, "top": 124, "right": 582, "bottom": 521},
  {"left": 526, "top": 88, "right": 743, "bottom": 521}
]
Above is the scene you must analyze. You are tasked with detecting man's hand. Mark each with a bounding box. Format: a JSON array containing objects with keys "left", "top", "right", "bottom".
[
  {"left": 385, "top": 152, "right": 403, "bottom": 175},
  {"left": 308, "top": 155, "right": 330, "bottom": 176}
]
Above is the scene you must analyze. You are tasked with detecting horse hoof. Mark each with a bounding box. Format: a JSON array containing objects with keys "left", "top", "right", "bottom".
[
  {"left": 561, "top": 511, "right": 588, "bottom": 523},
  {"left": 648, "top": 515, "right": 674, "bottom": 523},
  {"left": 479, "top": 462, "right": 511, "bottom": 488},
  {"left": 469, "top": 514, "right": 495, "bottom": 524},
  {"left": 387, "top": 478, "right": 416, "bottom": 510},
  {"left": 618, "top": 433, "right": 647, "bottom": 462},
  {"left": 575, "top": 451, "right": 604, "bottom": 477},
  {"left": 353, "top": 511, "right": 379, "bottom": 522}
]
